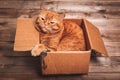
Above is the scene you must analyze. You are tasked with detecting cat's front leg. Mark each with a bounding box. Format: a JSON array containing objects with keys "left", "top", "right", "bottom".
[{"left": 31, "top": 44, "right": 47, "bottom": 57}]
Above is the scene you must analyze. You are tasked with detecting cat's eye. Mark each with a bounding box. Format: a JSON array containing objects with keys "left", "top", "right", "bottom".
[
  {"left": 50, "top": 21, "right": 55, "bottom": 24},
  {"left": 41, "top": 17, "right": 45, "bottom": 20}
]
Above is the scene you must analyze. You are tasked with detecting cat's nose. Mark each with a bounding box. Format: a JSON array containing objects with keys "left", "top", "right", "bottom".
[
  {"left": 44, "top": 21, "right": 49, "bottom": 25},
  {"left": 45, "top": 22, "right": 47, "bottom": 25}
]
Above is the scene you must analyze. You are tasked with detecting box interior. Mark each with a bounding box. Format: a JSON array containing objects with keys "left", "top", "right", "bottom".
[
  {"left": 63, "top": 19, "right": 108, "bottom": 56},
  {"left": 63, "top": 19, "right": 91, "bottom": 51}
]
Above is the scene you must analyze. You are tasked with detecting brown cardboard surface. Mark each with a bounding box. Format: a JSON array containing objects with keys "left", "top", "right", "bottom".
[
  {"left": 14, "top": 18, "right": 39, "bottom": 51},
  {"left": 42, "top": 51, "right": 91, "bottom": 75},
  {"left": 83, "top": 19, "right": 108, "bottom": 56},
  {"left": 14, "top": 18, "right": 108, "bottom": 75}
]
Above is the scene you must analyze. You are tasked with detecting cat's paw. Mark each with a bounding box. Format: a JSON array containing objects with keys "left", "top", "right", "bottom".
[{"left": 31, "top": 44, "right": 47, "bottom": 57}]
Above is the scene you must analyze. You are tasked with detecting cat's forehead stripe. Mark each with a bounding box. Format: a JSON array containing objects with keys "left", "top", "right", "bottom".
[
  {"left": 46, "top": 12, "right": 57, "bottom": 20},
  {"left": 46, "top": 13, "right": 53, "bottom": 19}
]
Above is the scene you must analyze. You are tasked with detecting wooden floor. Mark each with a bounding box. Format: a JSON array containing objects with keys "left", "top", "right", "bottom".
[{"left": 0, "top": 0, "right": 120, "bottom": 80}]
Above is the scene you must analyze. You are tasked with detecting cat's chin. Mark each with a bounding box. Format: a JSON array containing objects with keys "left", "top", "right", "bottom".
[{"left": 39, "top": 27, "right": 48, "bottom": 34}]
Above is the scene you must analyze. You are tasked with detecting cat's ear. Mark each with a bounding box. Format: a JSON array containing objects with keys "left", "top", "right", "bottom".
[
  {"left": 40, "top": 6, "right": 47, "bottom": 11},
  {"left": 59, "top": 13, "right": 65, "bottom": 21}
]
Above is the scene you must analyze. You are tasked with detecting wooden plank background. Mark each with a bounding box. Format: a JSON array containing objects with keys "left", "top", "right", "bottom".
[{"left": 0, "top": 0, "right": 120, "bottom": 80}]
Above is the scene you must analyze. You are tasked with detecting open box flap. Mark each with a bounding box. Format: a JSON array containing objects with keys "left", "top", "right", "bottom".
[
  {"left": 14, "top": 18, "right": 39, "bottom": 51},
  {"left": 83, "top": 19, "right": 108, "bottom": 56}
]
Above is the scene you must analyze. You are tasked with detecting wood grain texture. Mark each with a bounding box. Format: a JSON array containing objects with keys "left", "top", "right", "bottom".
[
  {"left": 0, "top": 56, "right": 119, "bottom": 79},
  {"left": 0, "top": 73, "right": 119, "bottom": 80},
  {"left": 0, "top": 0, "right": 120, "bottom": 18},
  {"left": 0, "top": 0, "right": 120, "bottom": 79}
]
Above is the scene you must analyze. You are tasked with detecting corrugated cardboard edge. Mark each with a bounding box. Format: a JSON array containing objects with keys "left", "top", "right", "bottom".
[
  {"left": 42, "top": 51, "right": 91, "bottom": 75},
  {"left": 14, "top": 18, "right": 39, "bottom": 51},
  {"left": 83, "top": 19, "right": 108, "bottom": 56}
]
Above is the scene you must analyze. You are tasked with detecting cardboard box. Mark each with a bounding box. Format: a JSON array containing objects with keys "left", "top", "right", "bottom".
[{"left": 14, "top": 18, "right": 108, "bottom": 75}]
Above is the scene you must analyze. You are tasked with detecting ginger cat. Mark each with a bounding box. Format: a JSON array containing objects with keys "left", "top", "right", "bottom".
[{"left": 31, "top": 7, "right": 86, "bottom": 56}]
